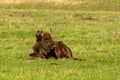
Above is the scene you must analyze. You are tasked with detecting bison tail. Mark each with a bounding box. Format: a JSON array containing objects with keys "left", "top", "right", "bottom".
[{"left": 73, "top": 58, "right": 87, "bottom": 61}]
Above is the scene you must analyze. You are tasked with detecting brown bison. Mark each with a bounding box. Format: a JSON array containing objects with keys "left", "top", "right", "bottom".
[
  {"left": 29, "top": 30, "right": 85, "bottom": 61},
  {"left": 29, "top": 30, "right": 56, "bottom": 59}
]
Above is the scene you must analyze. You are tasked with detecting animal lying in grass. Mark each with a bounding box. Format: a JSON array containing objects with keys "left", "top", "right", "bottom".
[
  {"left": 29, "top": 30, "right": 56, "bottom": 59},
  {"left": 29, "top": 30, "right": 85, "bottom": 61}
]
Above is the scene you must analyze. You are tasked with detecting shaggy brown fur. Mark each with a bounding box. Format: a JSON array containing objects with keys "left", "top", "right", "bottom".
[
  {"left": 29, "top": 30, "right": 86, "bottom": 61},
  {"left": 53, "top": 41, "right": 73, "bottom": 60},
  {"left": 53, "top": 41, "right": 85, "bottom": 60},
  {"left": 29, "top": 30, "right": 56, "bottom": 59}
]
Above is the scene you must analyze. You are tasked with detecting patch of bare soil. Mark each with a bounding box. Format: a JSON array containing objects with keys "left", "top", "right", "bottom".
[
  {"left": 80, "top": 16, "right": 115, "bottom": 22},
  {"left": 81, "top": 16, "right": 97, "bottom": 21},
  {"left": 0, "top": 13, "right": 29, "bottom": 17}
]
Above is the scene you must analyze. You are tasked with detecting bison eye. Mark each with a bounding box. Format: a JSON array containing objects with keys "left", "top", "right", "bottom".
[{"left": 44, "top": 38, "right": 48, "bottom": 40}]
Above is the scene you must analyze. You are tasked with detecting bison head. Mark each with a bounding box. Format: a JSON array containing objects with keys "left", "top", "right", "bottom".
[{"left": 35, "top": 30, "right": 55, "bottom": 51}]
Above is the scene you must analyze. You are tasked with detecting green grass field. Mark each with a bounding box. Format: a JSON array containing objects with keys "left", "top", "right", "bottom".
[{"left": 0, "top": 0, "right": 120, "bottom": 80}]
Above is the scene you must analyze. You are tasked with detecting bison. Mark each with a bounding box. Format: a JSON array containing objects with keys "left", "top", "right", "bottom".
[
  {"left": 29, "top": 30, "right": 85, "bottom": 61},
  {"left": 29, "top": 30, "right": 56, "bottom": 59}
]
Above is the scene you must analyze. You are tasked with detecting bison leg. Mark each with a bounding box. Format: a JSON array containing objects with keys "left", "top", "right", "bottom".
[{"left": 29, "top": 53, "right": 39, "bottom": 59}]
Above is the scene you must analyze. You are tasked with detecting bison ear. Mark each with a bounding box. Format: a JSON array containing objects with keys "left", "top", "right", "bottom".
[
  {"left": 35, "top": 30, "right": 44, "bottom": 41},
  {"left": 40, "top": 30, "right": 44, "bottom": 37}
]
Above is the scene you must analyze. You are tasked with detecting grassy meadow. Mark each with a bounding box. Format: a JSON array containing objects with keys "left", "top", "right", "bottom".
[{"left": 0, "top": 0, "right": 120, "bottom": 80}]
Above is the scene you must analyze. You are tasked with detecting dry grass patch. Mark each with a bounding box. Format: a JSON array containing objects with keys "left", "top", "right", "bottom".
[{"left": 0, "top": 0, "right": 87, "bottom": 5}]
